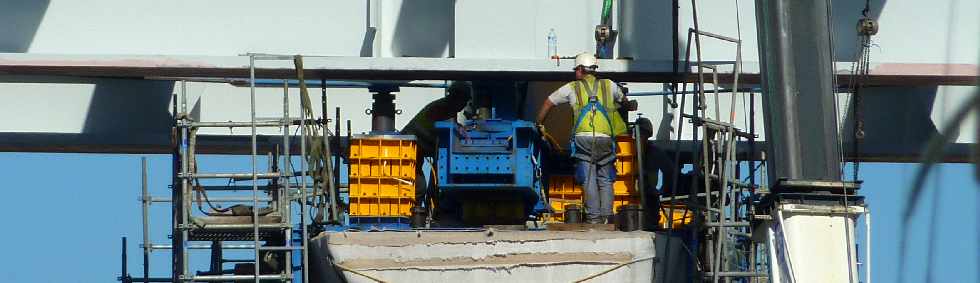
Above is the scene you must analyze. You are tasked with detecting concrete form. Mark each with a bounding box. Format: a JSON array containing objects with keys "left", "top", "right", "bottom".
[{"left": 310, "top": 230, "right": 656, "bottom": 283}]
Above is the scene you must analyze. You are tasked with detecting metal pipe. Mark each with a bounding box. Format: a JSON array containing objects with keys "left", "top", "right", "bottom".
[
  {"left": 184, "top": 274, "right": 291, "bottom": 282},
  {"left": 626, "top": 87, "right": 759, "bottom": 97},
  {"left": 299, "top": 74, "right": 311, "bottom": 283},
  {"left": 712, "top": 68, "right": 721, "bottom": 121},
  {"left": 258, "top": 246, "right": 304, "bottom": 251},
  {"left": 169, "top": 87, "right": 180, "bottom": 283},
  {"left": 249, "top": 54, "right": 261, "bottom": 283},
  {"left": 687, "top": 13, "right": 710, "bottom": 282},
  {"left": 121, "top": 237, "right": 128, "bottom": 281},
  {"left": 150, "top": 244, "right": 260, "bottom": 250},
  {"left": 235, "top": 79, "right": 450, "bottom": 89},
  {"left": 866, "top": 208, "right": 872, "bottom": 283},
  {"left": 334, "top": 106, "right": 342, "bottom": 197},
  {"left": 250, "top": 54, "right": 296, "bottom": 60},
  {"left": 703, "top": 272, "right": 769, "bottom": 277},
  {"left": 731, "top": 38, "right": 742, "bottom": 124},
  {"left": 179, "top": 80, "right": 190, "bottom": 281},
  {"left": 714, "top": 132, "right": 731, "bottom": 283},
  {"left": 322, "top": 80, "right": 339, "bottom": 223},
  {"left": 124, "top": 277, "right": 173, "bottom": 283},
  {"left": 141, "top": 157, "right": 150, "bottom": 283},
  {"left": 183, "top": 121, "right": 290, "bottom": 128},
  {"left": 703, "top": 130, "right": 714, "bottom": 283},
  {"left": 689, "top": 28, "right": 741, "bottom": 43},
  {"left": 281, "top": 79, "right": 294, "bottom": 283},
  {"left": 632, "top": 121, "right": 646, "bottom": 229},
  {"left": 150, "top": 197, "right": 273, "bottom": 203},
  {"left": 180, "top": 172, "right": 280, "bottom": 179},
  {"left": 175, "top": 185, "right": 279, "bottom": 191}
]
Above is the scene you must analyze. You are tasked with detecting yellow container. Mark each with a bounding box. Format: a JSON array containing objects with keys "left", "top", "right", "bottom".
[
  {"left": 348, "top": 178, "right": 416, "bottom": 198},
  {"left": 547, "top": 175, "right": 636, "bottom": 198},
  {"left": 546, "top": 174, "right": 640, "bottom": 222},
  {"left": 348, "top": 135, "right": 418, "bottom": 218},
  {"left": 348, "top": 137, "right": 417, "bottom": 160},
  {"left": 348, "top": 159, "right": 417, "bottom": 179},
  {"left": 659, "top": 204, "right": 694, "bottom": 229},
  {"left": 546, "top": 194, "right": 641, "bottom": 222},
  {"left": 615, "top": 136, "right": 637, "bottom": 178},
  {"left": 348, "top": 197, "right": 415, "bottom": 217}
]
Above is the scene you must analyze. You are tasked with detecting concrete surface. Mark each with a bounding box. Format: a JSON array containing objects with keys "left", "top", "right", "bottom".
[{"left": 310, "top": 229, "right": 656, "bottom": 283}]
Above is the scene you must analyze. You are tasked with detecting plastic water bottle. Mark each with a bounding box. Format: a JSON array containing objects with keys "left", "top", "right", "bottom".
[{"left": 547, "top": 29, "right": 557, "bottom": 59}]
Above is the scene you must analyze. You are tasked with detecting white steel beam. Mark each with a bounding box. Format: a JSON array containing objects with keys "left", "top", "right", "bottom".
[{"left": 0, "top": 53, "right": 976, "bottom": 85}]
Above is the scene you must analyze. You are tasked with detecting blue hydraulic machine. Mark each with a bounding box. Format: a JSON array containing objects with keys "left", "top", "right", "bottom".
[{"left": 434, "top": 82, "right": 547, "bottom": 225}]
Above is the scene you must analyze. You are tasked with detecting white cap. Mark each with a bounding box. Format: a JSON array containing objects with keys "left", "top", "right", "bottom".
[{"left": 574, "top": 53, "right": 598, "bottom": 70}]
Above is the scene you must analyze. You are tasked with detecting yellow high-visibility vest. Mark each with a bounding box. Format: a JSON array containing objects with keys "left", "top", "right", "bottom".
[{"left": 571, "top": 75, "right": 627, "bottom": 136}]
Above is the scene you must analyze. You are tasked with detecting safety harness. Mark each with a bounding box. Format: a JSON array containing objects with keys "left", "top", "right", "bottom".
[{"left": 569, "top": 77, "right": 617, "bottom": 157}]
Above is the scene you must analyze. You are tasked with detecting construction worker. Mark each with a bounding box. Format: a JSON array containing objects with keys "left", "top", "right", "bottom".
[
  {"left": 536, "top": 53, "right": 630, "bottom": 224},
  {"left": 401, "top": 81, "right": 472, "bottom": 212}
]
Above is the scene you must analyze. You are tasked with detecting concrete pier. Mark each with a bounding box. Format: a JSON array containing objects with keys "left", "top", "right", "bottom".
[{"left": 310, "top": 229, "right": 656, "bottom": 282}]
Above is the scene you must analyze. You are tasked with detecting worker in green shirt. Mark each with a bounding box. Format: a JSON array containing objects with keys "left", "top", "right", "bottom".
[{"left": 401, "top": 81, "right": 472, "bottom": 214}]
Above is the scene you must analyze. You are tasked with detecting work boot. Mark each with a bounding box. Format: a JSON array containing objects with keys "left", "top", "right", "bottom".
[{"left": 586, "top": 216, "right": 604, "bottom": 224}]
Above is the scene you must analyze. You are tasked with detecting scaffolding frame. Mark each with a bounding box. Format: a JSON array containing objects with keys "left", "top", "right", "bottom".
[
  {"left": 134, "top": 54, "right": 319, "bottom": 283},
  {"left": 658, "top": 9, "right": 770, "bottom": 280}
]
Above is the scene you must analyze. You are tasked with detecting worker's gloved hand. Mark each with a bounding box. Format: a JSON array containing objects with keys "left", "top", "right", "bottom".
[
  {"left": 535, "top": 124, "right": 563, "bottom": 153},
  {"left": 456, "top": 122, "right": 471, "bottom": 143}
]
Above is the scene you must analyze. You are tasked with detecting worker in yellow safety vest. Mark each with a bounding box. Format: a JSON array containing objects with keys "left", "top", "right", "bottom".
[
  {"left": 401, "top": 81, "right": 472, "bottom": 210},
  {"left": 535, "top": 53, "right": 630, "bottom": 224}
]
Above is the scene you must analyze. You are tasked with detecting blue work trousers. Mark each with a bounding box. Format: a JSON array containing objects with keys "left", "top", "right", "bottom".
[{"left": 573, "top": 136, "right": 616, "bottom": 224}]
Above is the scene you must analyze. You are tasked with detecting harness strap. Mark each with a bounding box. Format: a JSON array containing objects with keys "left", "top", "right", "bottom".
[{"left": 569, "top": 78, "right": 617, "bottom": 157}]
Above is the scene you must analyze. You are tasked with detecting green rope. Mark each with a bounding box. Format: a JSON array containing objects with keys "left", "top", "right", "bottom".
[{"left": 601, "top": 0, "right": 614, "bottom": 26}]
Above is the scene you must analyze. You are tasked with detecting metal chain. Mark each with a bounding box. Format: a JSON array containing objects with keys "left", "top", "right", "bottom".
[{"left": 852, "top": 1, "right": 876, "bottom": 182}]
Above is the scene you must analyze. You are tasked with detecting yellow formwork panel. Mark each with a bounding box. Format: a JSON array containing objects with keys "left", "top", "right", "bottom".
[
  {"left": 547, "top": 175, "right": 637, "bottom": 198},
  {"left": 615, "top": 136, "right": 636, "bottom": 177},
  {"left": 348, "top": 159, "right": 417, "bottom": 179},
  {"left": 348, "top": 136, "right": 418, "bottom": 218},
  {"left": 348, "top": 197, "right": 414, "bottom": 217},
  {"left": 348, "top": 178, "right": 416, "bottom": 198},
  {"left": 349, "top": 138, "right": 417, "bottom": 160},
  {"left": 659, "top": 204, "right": 694, "bottom": 229}
]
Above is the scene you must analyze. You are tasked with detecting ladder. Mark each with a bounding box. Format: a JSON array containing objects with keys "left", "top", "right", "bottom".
[{"left": 657, "top": 13, "right": 769, "bottom": 281}]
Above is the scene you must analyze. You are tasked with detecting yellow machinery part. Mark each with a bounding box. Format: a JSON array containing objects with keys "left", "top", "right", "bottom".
[{"left": 348, "top": 136, "right": 418, "bottom": 217}]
